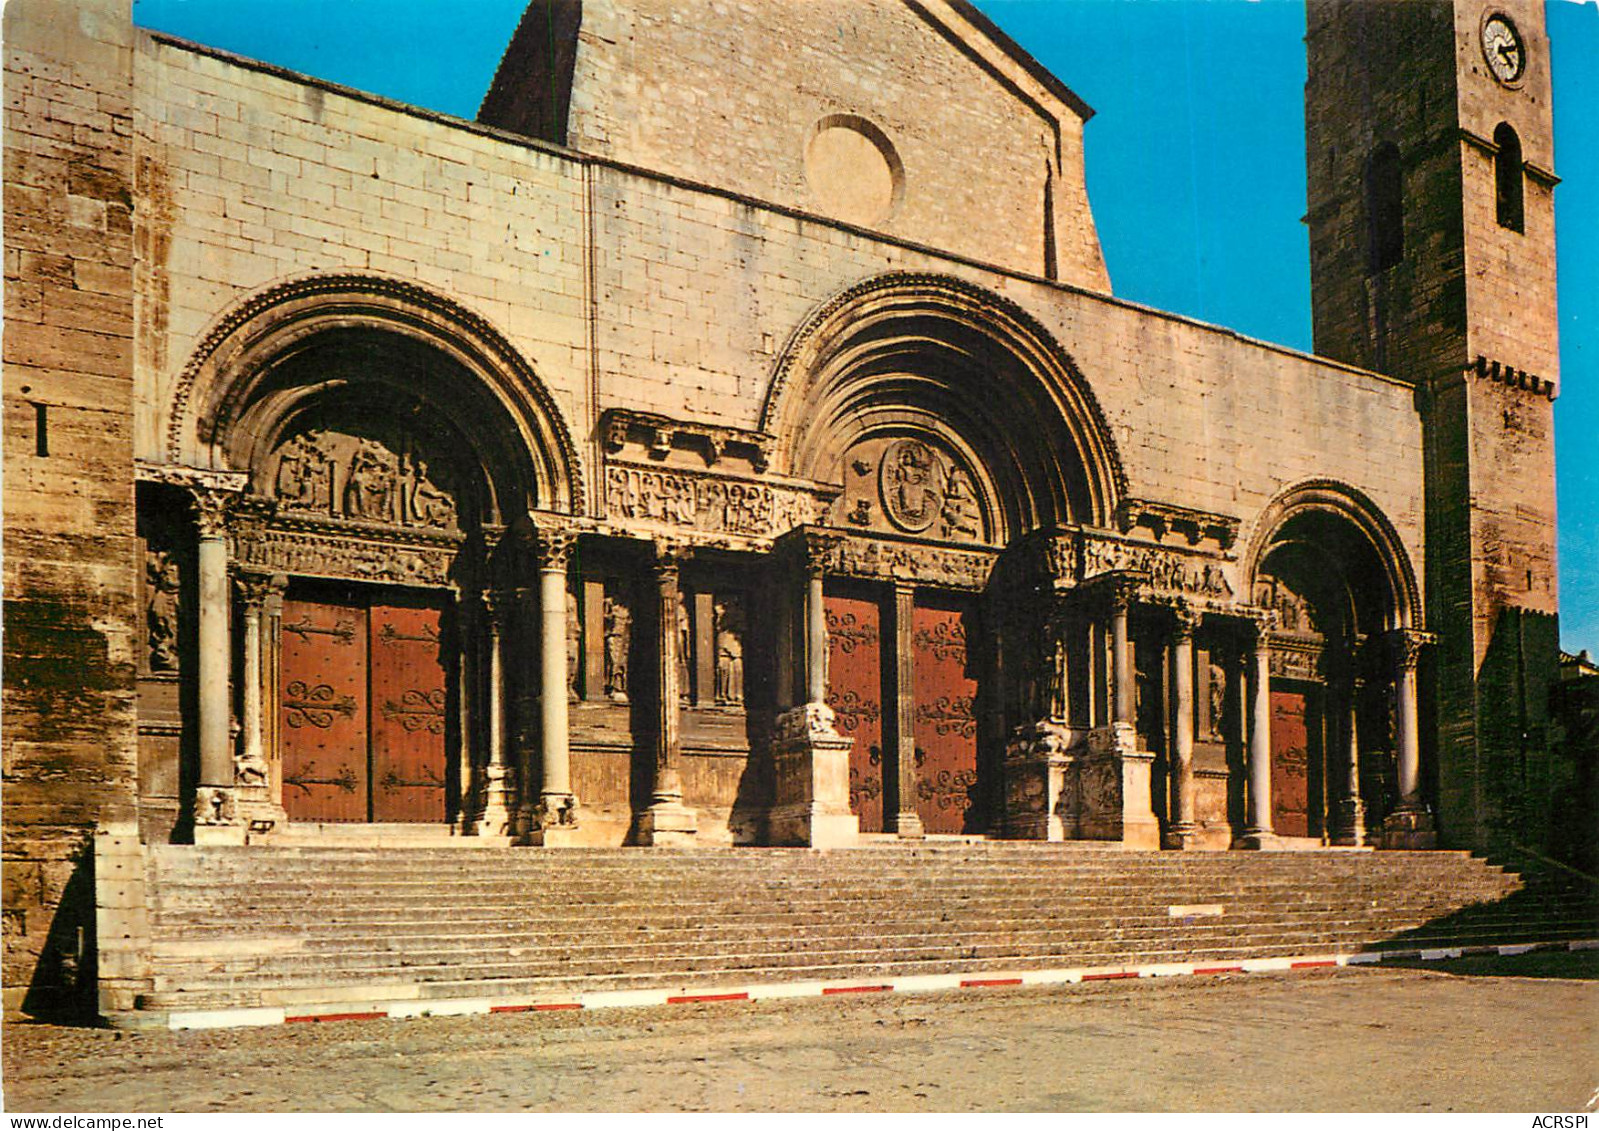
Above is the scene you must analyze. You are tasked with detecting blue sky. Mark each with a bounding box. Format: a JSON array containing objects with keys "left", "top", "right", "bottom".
[{"left": 133, "top": 0, "right": 1598, "bottom": 655}]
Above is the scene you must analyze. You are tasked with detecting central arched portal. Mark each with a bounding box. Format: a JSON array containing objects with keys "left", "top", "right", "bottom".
[{"left": 765, "top": 274, "right": 1124, "bottom": 838}]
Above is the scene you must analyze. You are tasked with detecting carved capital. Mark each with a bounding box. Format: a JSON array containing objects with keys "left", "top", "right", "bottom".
[
  {"left": 190, "top": 486, "right": 239, "bottom": 539},
  {"left": 1389, "top": 628, "right": 1434, "bottom": 672},
  {"left": 482, "top": 587, "right": 526, "bottom": 628},
  {"left": 233, "top": 567, "right": 282, "bottom": 609},
  {"left": 534, "top": 528, "right": 578, "bottom": 572},
  {"left": 1104, "top": 572, "right": 1142, "bottom": 614},
  {"left": 801, "top": 530, "right": 843, "bottom": 579},
  {"left": 651, "top": 539, "right": 690, "bottom": 583},
  {"left": 1170, "top": 601, "right": 1199, "bottom": 643}
]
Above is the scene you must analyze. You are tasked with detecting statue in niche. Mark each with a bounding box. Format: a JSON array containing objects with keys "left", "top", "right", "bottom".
[
  {"left": 603, "top": 594, "right": 630, "bottom": 701},
  {"left": 879, "top": 439, "right": 942, "bottom": 533},
  {"left": 405, "top": 454, "right": 457, "bottom": 529},
  {"left": 343, "top": 439, "right": 400, "bottom": 523},
  {"left": 1207, "top": 658, "right": 1227, "bottom": 739},
  {"left": 144, "top": 549, "right": 181, "bottom": 672},
  {"left": 566, "top": 588, "right": 581, "bottom": 700},
  {"left": 715, "top": 598, "right": 745, "bottom": 705},
  {"left": 274, "top": 428, "right": 332, "bottom": 512},
  {"left": 939, "top": 466, "right": 981, "bottom": 541},
  {"left": 677, "top": 595, "right": 692, "bottom": 704}
]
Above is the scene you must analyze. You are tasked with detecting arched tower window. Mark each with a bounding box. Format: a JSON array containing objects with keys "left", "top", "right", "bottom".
[
  {"left": 1365, "top": 142, "right": 1404, "bottom": 273},
  {"left": 1494, "top": 122, "right": 1524, "bottom": 233}
]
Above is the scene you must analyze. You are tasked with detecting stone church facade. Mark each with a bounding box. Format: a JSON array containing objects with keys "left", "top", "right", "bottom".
[{"left": 2, "top": 0, "right": 1569, "bottom": 1015}]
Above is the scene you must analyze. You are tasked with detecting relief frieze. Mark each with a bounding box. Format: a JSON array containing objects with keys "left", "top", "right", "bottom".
[
  {"left": 603, "top": 464, "right": 824, "bottom": 537},
  {"left": 1078, "top": 534, "right": 1235, "bottom": 600},
  {"left": 270, "top": 424, "right": 461, "bottom": 533},
  {"left": 237, "top": 528, "right": 455, "bottom": 587},
  {"left": 823, "top": 534, "right": 995, "bottom": 591}
]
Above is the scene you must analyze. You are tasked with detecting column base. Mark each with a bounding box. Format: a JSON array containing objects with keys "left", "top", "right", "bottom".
[
  {"left": 192, "top": 823, "right": 247, "bottom": 846},
  {"left": 1379, "top": 803, "right": 1436, "bottom": 849},
  {"left": 888, "top": 810, "right": 925, "bottom": 839},
  {"left": 630, "top": 799, "right": 699, "bottom": 846},
  {"left": 522, "top": 792, "right": 582, "bottom": 845},
  {"left": 475, "top": 765, "right": 517, "bottom": 838},
  {"left": 1234, "top": 829, "right": 1282, "bottom": 850},
  {"left": 1162, "top": 824, "right": 1202, "bottom": 850},
  {"left": 768, "top": 703, "right": 858, "bottom": 848},
  {"left": 191, "top": 788, "right": 246, "bottom": 844},
  {"left": 1331, "top": 798, "right": 1367, "bottom": 847}
]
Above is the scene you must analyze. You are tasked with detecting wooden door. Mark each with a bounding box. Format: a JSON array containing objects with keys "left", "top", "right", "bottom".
[
  {"left": 280, "top": 596, "right": 369, "bottom": 822},
  {"left": 369, "top": 600, "right": 448, "bottom": 822},
  {"left": 1271, "top": 688, "right": 1311, "bottom": 837},
  {"left": 912, "top": 597, "right": 980, "bottom": 833},
  {"left": 825, "top": 590, "right": 885, "bottom": 832},
  {"left": 279, "top": 589, "right": 449, "bottom": 823}
]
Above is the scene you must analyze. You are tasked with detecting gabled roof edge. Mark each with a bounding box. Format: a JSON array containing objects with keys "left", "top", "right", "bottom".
[{"left": 944, "top": 0, "right": 1095, "bottom": 122}]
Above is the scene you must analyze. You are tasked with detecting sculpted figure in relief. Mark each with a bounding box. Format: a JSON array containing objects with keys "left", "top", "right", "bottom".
[
  {"left": 715, "top": 598, "right": 745, "bottom": 705},
  {"left": 145, "top": 550, "right": 181, "bottom": 672},
  {"left": 603, "top": 594, "right": 630, "bottom": 701},
  {"left": 343, "top": 439, "right": 400, "bottom": 523},
  {"left": 879, "top": 439, "right": 941, "bottom": 533},
  {"left": 274, "top": 429, "right": 332, "bottom": 512},
  {"left": 939, "top": 467, "right": 982, "bottom": 541}
]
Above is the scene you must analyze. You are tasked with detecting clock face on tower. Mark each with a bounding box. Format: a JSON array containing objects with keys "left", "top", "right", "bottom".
[{"left": 1481, "top": 12, "right": 1526, "bottom": 84}]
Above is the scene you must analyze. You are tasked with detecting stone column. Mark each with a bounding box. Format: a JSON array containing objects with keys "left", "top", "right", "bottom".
[
  {"left": 533, "top": 530, "right": 579, "bottom": 843},
  {"left": 886, "top": 581, "right": 924, "bottom": 838},
  {"left": 476, "top": 588, "right": 516, "bottom": 837},
  {"left": 1334, "top": 662, "right": 1367, "bottom": 846},
  {"left": 455, "top": 593, "right": 478, "bottom": 833},
  {"left": 1110, "top": 582, "right": 1135, "bottom": 728},
  {"left": 263, "top": 573, "right": 287, "bottom": 814},
  {"left": 192, "top": 489, "right": 243, "bottom": 843},
  {"left": 633, "top": 542, "right": 697, "bottom": 844},
  {"left": 1241, "top": 616, "right": 1276, "bottom": 848},
  {"left": 768, "top": 529, "right": 857, "bottom": 847},
  {"left": 1381, "top": 628, "right": 1436, "bottom": 848},
  {"left": 231, "top": 570, "right": 283, "bottom": 827},
  {"left": 1165, "top": 604, "right": 1199, "bottom": 848}
]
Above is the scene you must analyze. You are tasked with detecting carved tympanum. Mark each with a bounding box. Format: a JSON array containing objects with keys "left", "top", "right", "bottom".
[
  {"left": 268, "top": 421, "right": 461, "bottom": 532},
  {"left": 835, "top": 434, "right": 990, "bottom": 544}
]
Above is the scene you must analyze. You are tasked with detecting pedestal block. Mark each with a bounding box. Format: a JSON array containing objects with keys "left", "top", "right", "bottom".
[
  {"left": 1003, "top": 720, "right": 1076, "bottom": 841},
  {"left": 1380, "top": 804, "right": 1437, "bottom": 849},
  {"left": 768, "top": 703, "right": 859, "bottom": 848},
  {"left": 1075, "top": 723, "right": 1161, "bottom": 849}
]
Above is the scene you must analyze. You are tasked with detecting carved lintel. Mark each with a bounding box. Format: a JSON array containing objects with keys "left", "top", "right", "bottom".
[
  {"left": 136, "top": 462, "right": 249, "bottom": 493},
  {"left": 1080, "top": 532, "right": 1235, "bottom": 601}
]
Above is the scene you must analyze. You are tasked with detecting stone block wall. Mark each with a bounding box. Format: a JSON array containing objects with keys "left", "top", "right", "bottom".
[
  {"left": 3, "top": 0, "right": 140, "bottom": 1017},
  {"left": 481, "top": 0, "right": 1108, "bottom": 290}
]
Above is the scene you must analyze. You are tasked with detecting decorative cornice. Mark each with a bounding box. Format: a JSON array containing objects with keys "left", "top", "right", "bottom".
[
  {"left": 1114, "top": 498, "right": 1239, "bottom": 550},
  {"left": 599, "top": 407, "right": 775, "bottom": 472},
  {"left": 1471, "top": 354, "right": 1556, "bottom": 400}
]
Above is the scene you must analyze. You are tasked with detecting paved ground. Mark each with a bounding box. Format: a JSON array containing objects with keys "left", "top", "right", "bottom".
[{"left": 4, "top": 953, "right": 1597, "bottom": 1112}]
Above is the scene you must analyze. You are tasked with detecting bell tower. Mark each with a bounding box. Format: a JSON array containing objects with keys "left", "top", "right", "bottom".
[{"left": 1304, "top": 0, "right": 1562, "bottom": 852}]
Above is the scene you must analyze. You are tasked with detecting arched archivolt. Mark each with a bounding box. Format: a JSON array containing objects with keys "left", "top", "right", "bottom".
[
  {"left": 165, "top": 273, "right": 584, "bottom": 518},
  {"left": 760, "top": 272, "right": 1125, "bottom": 537},
  {"left": 1244, "top": 479, "right": 1421, "bottom": 634}
]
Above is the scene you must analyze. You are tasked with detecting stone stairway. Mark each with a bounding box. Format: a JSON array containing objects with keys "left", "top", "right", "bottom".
[{"left": 133, "top": 843, "right": 1599, "bottom": 1015}]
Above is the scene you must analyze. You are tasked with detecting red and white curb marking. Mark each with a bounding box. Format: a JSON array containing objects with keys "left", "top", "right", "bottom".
[{"left": 160, "top": 937, "right": 1599, "bottom": 1031}]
